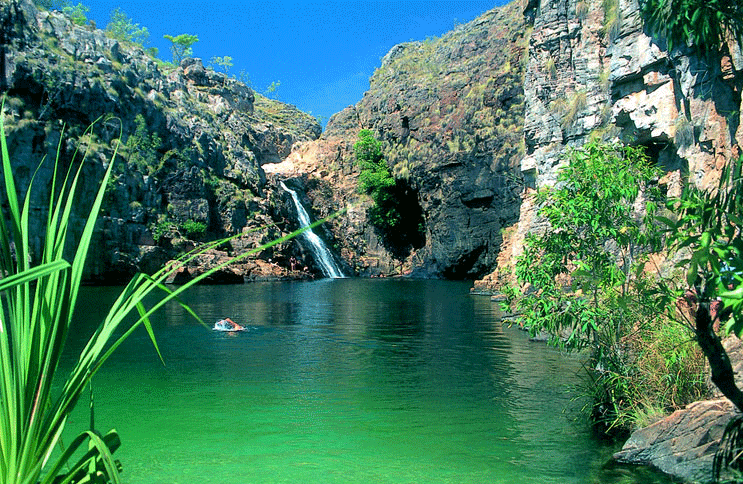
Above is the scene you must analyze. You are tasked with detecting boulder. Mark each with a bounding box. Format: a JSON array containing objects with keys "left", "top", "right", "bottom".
[{"left": 614, "top": 399, "right": 739, "bottom": 484}]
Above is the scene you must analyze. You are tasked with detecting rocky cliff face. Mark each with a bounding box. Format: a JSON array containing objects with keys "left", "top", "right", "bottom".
[
  {"left": 0, "top": 0, "right": 321, "bottom": 281},
  {"left": 3, "top": 0, "right": 739, "bottom": 286},
  {"left": 478, "top": 0, "right": 742, "bottom": 480},
  {"left": 474, "top": 0, "right": 742, "bottom": 293},
  {"left": 519, "top": 0, "right": 740, "bottom": 189},
  {"left": 267, "top": 1, "right": 528, "bottom": 278}
]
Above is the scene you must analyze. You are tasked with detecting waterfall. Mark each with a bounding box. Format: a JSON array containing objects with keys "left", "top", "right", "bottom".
[{"left": 280, "top": 181, "right": 345, "bottom": 279}]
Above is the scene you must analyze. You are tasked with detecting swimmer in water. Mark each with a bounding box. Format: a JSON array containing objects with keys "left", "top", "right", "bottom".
[{"left": 214, "top": 317, "right": 245, "bottom": 331}]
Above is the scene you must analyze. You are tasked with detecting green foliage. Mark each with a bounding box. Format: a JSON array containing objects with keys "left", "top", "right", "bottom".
[
  {"left": 238, "top": 69, "right": 252, "bottom": 86},
  {"left": 210, "top": 56, "right": 234, "bottom": 75},
  {"left": 665, "top": 155, "right": 743, "bottom": 335},
  {"left": 640, "top": 0, "right": 743, "bottom": 57},
  {"left": 106, "top": 8, "right": 150, "bottom": 46},
  {"left": 182, "top": 219, "right": 207, "bottom": 239},
  {"left": 63, "top": 2, "right": 89, "bottom": 26},
  {"left": 354, "top": 129, "right": 425, "bottom": 262},
  {"left": 152, "top": 217, "right": 176, "bottom": 243},
  {"left": 355, "top": 129, "right": 393, "bottom": 192},
  {"left": 514, "top": 141, "right": 662, "bottom": 347},
  {"left": 662, "top": 155, "right": 743, "bottom": 480},
  {"left": 505, "top": 141, "right": 694, "bottom": 431},
  {"left": 125, "top": 114, "right": 161, "bottom": 173},
  {"left": 152, "top": 217, "right": 207, "bottom": 242},
  {"left": 163, "top": 33, "right": 199, "bottom": 65},
  {"left": 602, "top": 0, "right": 622, "bottom": 42},
  {"left": 264, "top": 80, "right": 281, "bottom": 99}
]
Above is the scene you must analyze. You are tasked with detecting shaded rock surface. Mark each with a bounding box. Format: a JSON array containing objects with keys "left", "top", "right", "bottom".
[
  {"left": 267, "top": 1, "right": 528, "bottom": 278},
  {"left": 0, "top": 0, "right": 322, "bottom": 281},
  {"left": 163, "top": 250, "right": 315, "bottom": 285}
]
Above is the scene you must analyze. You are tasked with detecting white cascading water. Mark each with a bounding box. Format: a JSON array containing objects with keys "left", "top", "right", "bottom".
[{"left": 280, "top": 181, "right": 345, "bottom": 279}]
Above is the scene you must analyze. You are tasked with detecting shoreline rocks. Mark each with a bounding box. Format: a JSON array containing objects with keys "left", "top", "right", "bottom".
[{"left": 614, "top": 399, "right": 739, "bottom": 484}]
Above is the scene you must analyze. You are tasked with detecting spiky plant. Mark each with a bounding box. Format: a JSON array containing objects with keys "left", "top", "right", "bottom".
[{"left": 0, "top": 102, "right": 333, "bottom": 484}]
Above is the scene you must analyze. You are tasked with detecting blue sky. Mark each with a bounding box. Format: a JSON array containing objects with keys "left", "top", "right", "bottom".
[{"left": 84, "top": 1, "right": 509, "bottom": 125}]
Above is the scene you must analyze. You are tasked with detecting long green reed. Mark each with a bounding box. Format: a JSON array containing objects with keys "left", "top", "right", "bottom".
[{"left": 0, "top": 102, "right": 340, "bottom": 484}]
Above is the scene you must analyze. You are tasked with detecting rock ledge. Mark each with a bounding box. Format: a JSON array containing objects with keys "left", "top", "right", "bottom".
[{"left": 614, "top": 398, "right": 739, "bottom": 483}]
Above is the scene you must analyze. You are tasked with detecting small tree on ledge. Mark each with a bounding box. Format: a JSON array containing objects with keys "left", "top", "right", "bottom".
[{"left": 163, "top": 33, "right": 199, "bottom": 65}]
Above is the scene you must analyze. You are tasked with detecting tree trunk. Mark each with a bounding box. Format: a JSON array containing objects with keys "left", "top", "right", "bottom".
[{"left": 696, "top": 300, "right": 743, "bottom": 412}]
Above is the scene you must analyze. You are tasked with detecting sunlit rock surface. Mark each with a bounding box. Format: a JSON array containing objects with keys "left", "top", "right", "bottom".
[
  {"left": 0, "top": 0, "right": 320, "bottom": 281},
  {"left": 269, "top": 1, "right": 529, "bottom": 277}
]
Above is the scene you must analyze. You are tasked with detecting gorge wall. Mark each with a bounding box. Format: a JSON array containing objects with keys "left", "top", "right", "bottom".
[
  {"left": 0, "top": 0, "right": 322, "bottom": 281},
  {"left": 266, "top": 0, "right": 529, "bottom": 278},
  {"left": 1, "top": 0, "right": 741, "bottom": 285},
  {"left": 475, "top": 0, "right": 742, "bottom": 291},
  {"left": 269, "top": 0, "right": 742, "bottom": 282}
]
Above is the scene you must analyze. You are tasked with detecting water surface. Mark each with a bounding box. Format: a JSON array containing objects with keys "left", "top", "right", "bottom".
[{"left": 65, "top": 279, "right": 673, "bottom": 483}]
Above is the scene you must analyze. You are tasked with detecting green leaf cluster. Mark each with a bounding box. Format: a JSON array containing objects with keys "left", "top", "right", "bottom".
[
  {"left": 163, "top": 33, "right": 199, "bottom": 66},
  {"left": 62, "top": 2, "right": 89, "bottom": 26},
  {"left": 105, "top": 8, "right": 150, "bottom": 46},
  {"left": 125, "top": 114, "right": 161, "bottom": 173},
  {"left": 264, "top": 80, "right": 281, "bottom": 99},
  {"left": 640, "top": 0, "right": 743, "bottom": 57},
  {"left": 354, "top": 130, "right": 425, "bottom": 262},
  {"left": 151, "top": 217, "right": 206, "bottom": 243},
  {"left": 663, "top": 157, "right": 743, "bottom": 479},
  {"left": 665, "top": 155, "right": 743, "bottom": 334},
  {"left": 505, "top": 141, "right": 695, "bottom": 431},
  {"left": 515, "top": 141, "right": 663, "bottom": 341},
  {"left": 182, "top": 219, "right": 207, "bottom": 240},
  {"left": 209, "top": 56, "right": 234, "bottom": 75},
  {"left": 355, "top": 129, "right": 394, "bottom": 196}
]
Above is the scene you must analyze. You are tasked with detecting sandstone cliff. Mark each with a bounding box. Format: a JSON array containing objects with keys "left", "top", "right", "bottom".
[
  {"left": 0, "top": 0, "right": 322, "bottom": 281},
  {"left": 481, "top": 0, "right": 742, "bottom": 481},
  {"left": 267, "top": 0, "right": 528, "bottom": 278},
  {"left": 474, "top": 0, "right": 742, "bottom": 293}
]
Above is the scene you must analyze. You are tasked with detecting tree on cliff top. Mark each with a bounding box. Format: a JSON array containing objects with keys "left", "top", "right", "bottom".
[
  {"left": 163, "top": 33, "right": 199, "bottom": 65},
  {"left": 33, "top": 1, "right": 90, "bottom": 26},
  {"left": 63, "top": 2, "right": 89, "bottom": 26},
  {"left": 106, "top": 8, "right": 150, "bottom": 46}
]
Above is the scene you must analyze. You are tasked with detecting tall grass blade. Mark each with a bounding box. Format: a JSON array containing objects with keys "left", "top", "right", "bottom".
[{"left": 0, "top": 98, "right": 345, "bottom": 484}]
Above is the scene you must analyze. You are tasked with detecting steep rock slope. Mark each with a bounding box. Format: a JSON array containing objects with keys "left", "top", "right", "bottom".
[
  {"left": 0, "top": 0, "right": 321, "bottom": 281},
  {"left": 268, "top": 1, "right": 528, "bottom": 278},
  {"left": 474, "top": 0, "right": 742, "bottom": 293}
]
